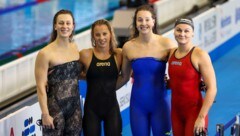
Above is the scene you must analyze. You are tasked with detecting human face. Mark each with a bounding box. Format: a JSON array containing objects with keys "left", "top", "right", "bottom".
[
  {"left": 174, "top": 24, "right": 194, "bottom": 45},
  {"left": 136, "top": 10, "right": 155, "bottom": 34},
  {"left": 55, "top": 14, "right": 74, "bottom": 39},
  {"left": 93, "top": 24, "right": 111, "bottom": 48}
]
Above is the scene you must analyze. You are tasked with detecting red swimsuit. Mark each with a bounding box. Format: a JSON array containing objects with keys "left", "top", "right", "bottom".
[{"left": 168, "top": 47, "right": 208, "bottom": 136}]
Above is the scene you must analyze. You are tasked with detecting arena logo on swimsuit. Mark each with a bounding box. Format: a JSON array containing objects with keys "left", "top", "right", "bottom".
[
  {"left": 96, "top": 62, "right": 111, "bottom": 67},
  {"left": 171, "top": 61, "right": 182, "bottom": 66}
]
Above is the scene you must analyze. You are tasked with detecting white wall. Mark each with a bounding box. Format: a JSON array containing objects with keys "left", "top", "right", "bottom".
[
  {"left": 0, "top": 52, "right": 37, "bottom": 104},
  {"left": 154, "top": 0, "right": 209, "bottom": 25}
]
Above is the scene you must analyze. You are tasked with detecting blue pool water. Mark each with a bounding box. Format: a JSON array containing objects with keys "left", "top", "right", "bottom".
[{"left": 0, "top": 0, "right": 119, "bottom": 57}]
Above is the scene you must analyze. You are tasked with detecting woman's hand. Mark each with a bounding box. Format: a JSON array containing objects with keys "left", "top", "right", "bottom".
[
  {"left": 42, "top": 114, "right": 55, "bottom": 129},
  {"left": 194, "top": 116, "right": 205, "bottom": 135}
]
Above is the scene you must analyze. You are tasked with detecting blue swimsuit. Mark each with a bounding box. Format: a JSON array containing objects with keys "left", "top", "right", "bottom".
[{"left": 130, "top": 57, "right": 171, "bottom": 136}]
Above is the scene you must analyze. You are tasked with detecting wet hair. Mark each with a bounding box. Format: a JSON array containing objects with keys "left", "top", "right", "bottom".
[
  {"left": 49, "top": 9, "right": 75, "bottom": 43},
  {"left": 174, "top": 18, "right": 194, "bottom": 30},
  {"left": 91, "top": 19, "right": 118, "bottom": 54},
  {"left": 130, "top": 4, "right": 158, "bottom": 40}
]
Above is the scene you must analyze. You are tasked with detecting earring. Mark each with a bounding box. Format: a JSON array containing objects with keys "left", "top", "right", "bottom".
[{"left": 92, "top": 40, "right": 96, "bottom": 46}]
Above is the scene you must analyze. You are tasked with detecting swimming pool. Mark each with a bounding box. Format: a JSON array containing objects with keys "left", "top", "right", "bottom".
[{"left": 0, "top": 0, "right": 119, "bottom": 60}]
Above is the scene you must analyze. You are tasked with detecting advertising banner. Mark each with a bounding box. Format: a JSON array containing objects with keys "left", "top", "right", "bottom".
[
  {"left": 216, "top": 0, "right": 238, "bottom": 44},
  {"left": 116, "top": 79, "right": 133, "bottom": 111},
  {"left": 0, "top": 103, "right": 42, "bottom": 136},
  {"left": 235, "top": 0, "right": 240, "bottom": 32},
  {"left": 193, "top": 8, "right": 219, "bottom": 52}
]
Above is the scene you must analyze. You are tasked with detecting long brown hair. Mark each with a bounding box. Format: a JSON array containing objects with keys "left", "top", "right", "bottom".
[
  {"left": 129, "top": 4, "right": 158, "bottom": 40},
  {"left": 91, "top": 19, "right": 118, "bottom": 54},
  {"left": 49, "top": 9, "right": 75, "bottom": 43}
]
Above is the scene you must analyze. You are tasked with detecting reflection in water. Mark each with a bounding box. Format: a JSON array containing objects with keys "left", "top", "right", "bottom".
[{"left": 0, "top": 0, "right": 119, "bottom": 58}]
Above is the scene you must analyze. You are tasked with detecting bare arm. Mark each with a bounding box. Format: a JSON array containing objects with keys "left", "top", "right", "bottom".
[
  {"left": 35, "top": 50, "right": 55, "bottom": 129},
  {"left": 79, "top": 51, "right": 85, "bottom": 79},
  {"left": 116, "top": 44, "right": 132, "bottom": 90},
  {"left": 79, "top": 49, "right": 91, "bottom": 73},
  {"left": 194, "top": 49, "right": 217, "bottom": 132},
  {"left": 114, "top": 48, "right": 123, "bottom": 72}
]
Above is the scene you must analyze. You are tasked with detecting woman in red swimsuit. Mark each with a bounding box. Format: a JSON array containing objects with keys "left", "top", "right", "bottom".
[{"left": 168, "top": 18, "right": 217, "bottom": 136}]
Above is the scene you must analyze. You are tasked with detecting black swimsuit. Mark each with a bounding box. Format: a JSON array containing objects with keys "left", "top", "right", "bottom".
[
  {"left": 83, "top": 53, "right": 122, "bottom": 136},
  {"left": 44, "top": 60, "right": 82, "bottom": 136}
]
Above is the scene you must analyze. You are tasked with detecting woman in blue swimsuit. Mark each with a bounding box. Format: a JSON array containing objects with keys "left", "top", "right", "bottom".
[{"left": 116, "top": 4, "right": 176, "bottom": 136}]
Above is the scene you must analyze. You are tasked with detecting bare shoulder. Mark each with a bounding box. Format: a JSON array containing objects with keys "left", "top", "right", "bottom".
[
  {"left": 114, "top": 48, "right": 122, "bottom": 59},
  {"left": 122, "top": 40, "right": 134, "bottom": 50},
  {"left": 114, "top": 47, "right": 122, "bottom": 53},
  {"left": 36, "top": 44, "right": 53, "bottom": 61},
  {"left": 114, "top": 48, "right": 122, "bottom": 55},
  {"left": 79, "top": 48, "right": 92, "bottom": 58},
  {"left": 159, "top": 36, "right": 177, "bottom": 49},
  {"left": 169, "top": 47, "right": 178, "bottom": 55},
  {"left": 113, "top": 48, "right": 123, "bottom": 67},
  {"left": 193, "top": 46, "right": 211, "bottom": 62},
  {"left": 194, "top": 47, "right": 208, "bottom": 57},
  {"left": 72, "top": 42, "right": 79, "bottom": 50}
]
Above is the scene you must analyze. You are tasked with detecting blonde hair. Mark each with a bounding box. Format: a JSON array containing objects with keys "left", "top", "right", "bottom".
[{"left": 91, "top": 19, "right": 118, "bottom": 54}]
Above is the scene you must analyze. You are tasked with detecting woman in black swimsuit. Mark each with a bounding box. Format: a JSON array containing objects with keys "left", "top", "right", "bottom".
[
  {"left": 80, "top": 19, "right": 122, "bottom": 136},
  {"left": 35, "top": 9, "right": 82, "bottom": 136}
]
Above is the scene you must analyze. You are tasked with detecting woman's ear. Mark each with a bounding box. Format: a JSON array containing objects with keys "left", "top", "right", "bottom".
[{"left": 54, "top": 24, "right": 57, "bottom": 30}]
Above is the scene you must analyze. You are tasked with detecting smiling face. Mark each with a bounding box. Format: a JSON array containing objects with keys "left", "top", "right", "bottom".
[
  {"left": 174, "top": 24, "right": 194, "bottom": 45},
  {"left": 93, "top": 24, "right": 111, "bottom": 48},
  {"left": 136, "top": 10, "right": 155, "bottom": 35},
  {"left": 55, "top": 14, "right": 74, "bottom": 39}
]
